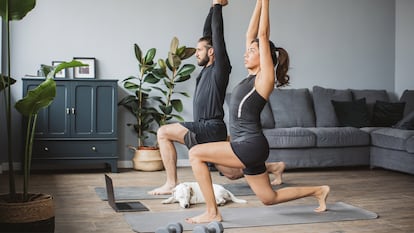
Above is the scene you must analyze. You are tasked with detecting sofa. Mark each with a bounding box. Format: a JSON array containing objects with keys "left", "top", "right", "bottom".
[{"left": 226, "top": 86, "right": 414, "bottom": 175}]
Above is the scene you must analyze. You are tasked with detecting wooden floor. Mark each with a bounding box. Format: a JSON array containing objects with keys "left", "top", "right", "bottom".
[{"left": 1, "top": 166, "right": 414, "bottom": 233}]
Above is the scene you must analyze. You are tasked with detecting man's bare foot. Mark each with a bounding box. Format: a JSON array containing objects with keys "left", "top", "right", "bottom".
[
  {"left": 314, "top": 185, "right": 330, "bottom": 212},
  {"left": 185, "top": 211, "right": 222, "bottom": 224},
  {"left": 147, "top": 183, "right": 176, "bottom": 195},
  {"left": 267, "top": 162, "right": 285, "bottom": 185}
]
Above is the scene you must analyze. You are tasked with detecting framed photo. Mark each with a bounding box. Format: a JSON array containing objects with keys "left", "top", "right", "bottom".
[
  {"left": 52, "top": 61, "right": 66, "bottom": 78},
  {"left": 73, "top": 57, "right": 96, "bottom": 78}
]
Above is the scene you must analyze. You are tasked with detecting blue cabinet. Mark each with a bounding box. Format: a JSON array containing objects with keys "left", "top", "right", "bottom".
[{"left": 22, "top": 78, "right": 118, "bottom": 172}]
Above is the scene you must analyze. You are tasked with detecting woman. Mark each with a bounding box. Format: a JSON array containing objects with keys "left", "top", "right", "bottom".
[{"left": 186, "top": 0, "right": 330, "bottom": 224}]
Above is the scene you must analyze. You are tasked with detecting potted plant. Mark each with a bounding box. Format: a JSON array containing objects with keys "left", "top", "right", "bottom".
[
  {"left": 0, "top": 0, "right": 85, "bottom": 231},
  {"left": 118, "top": 44, "right": 165, "bottom": 171},
  {"left": 152, "top": 37, "right": 196, "bottom": 126},
  {"left": 118, "top": 37, "right": 196, "bottom": 171}
]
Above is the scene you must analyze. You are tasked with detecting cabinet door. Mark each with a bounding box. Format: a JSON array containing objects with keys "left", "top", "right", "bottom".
[
  {"left": 24, "top": 79, "right": 70, "bottom": 138},
  {"left": 71, "top": 81, "right": 117, "bottom": 138}
]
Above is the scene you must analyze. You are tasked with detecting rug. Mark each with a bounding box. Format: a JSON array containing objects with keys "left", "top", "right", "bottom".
[
  {"left": 123, "top": 202, "right": 378, "bottom": 232},
  {"left": 94, "top": 182, "right": 287, "bottom": 200}
]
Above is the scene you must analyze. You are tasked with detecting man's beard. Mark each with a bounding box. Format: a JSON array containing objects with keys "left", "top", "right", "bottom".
[{"left": 198, "top": 55, "right": 210, "bottom": 66}]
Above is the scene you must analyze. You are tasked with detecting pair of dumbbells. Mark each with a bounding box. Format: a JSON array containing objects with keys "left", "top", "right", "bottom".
[
  {"left": 155, "top": 222, "right": 183, "bottom": 233},
  {"left": 193, "top": 221, "right": 224, "bottom": 233},
  {"left": 155, "top": 221, "right": 224, "bottom": 233}
]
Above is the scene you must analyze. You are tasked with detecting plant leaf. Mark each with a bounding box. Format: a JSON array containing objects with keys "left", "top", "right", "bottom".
[
  {"left": 134, "top": 44, "right": 142, "bottom": 63},
  {"left": 15, "top": 78, "right": 56, "bottom": 116},
  {"left": 0, "top": 0, "right": 36, "bottom": 21},
  {"left": 171, "top": 99, "right": 183, "bottom": 112},
  {"left": 177, "top": 64, "right": 195, "bottom": 78},
  {"left": 170, "top": 37, "right": 179, "bottom": 53}
]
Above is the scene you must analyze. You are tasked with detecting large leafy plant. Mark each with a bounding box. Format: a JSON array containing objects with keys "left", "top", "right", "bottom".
[
  {"left": 0, "top": 0, "right": 36, "bottom": 199},
  {"left": 15, "top": 61, "right": 85, "bottom": 201}
]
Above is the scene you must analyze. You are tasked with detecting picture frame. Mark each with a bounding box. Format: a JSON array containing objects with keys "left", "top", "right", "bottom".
[
  {"left": 73, "top": 57, "right": 96, "bottom": 78},
  {"left": 52, "top": 61, "right": 66, "bottom": 78}
]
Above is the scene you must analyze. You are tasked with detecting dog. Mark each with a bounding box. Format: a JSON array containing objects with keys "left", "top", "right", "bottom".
[{"left": 161, "top": 182, "right": 247, "bottom": 208}]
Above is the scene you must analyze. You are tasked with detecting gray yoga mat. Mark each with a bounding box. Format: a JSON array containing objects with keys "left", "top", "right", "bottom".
[
  {"left": 124, "top": 202, "right": 378, "bottom": 232},
  {"left": 95, "top": 182, "right": 287, "bottom": 200}
]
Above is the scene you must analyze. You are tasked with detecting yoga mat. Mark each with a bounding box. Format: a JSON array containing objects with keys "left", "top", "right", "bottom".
[
  {"left": 95, "top": 182, "right": 287, "bottom": 200},
  {"left": 123, "top": 202, "right": 378, "bottom": 232}
]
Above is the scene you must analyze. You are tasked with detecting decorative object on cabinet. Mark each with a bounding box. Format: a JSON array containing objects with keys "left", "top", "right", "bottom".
[
  {"left": 73, "top": 57, "right": 96, "bottom": 78},
  {"left": 52, "top": 61, "right": 66, "bottom": 78},
  {"left": 22, "top": 78, "right": 118, "bottom": 173}
]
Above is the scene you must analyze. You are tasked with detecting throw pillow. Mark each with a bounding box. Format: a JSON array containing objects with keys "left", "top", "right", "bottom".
[
  {"left": 312, "top": 86, "right": 352, "bottom": 127},
  {"left": 372, "top": 101, "right": 406, "bottom": 127},
  {"left": 393, "top": 111, "right": 414, "bottom": 130},
  {"left": 331, "top": 98, "right": 370, "bottom": 128}
]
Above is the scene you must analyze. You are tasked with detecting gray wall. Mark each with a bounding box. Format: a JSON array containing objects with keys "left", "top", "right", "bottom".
[
  {"left": 395, "top": 0, "right": 414, "bottom": 96},
  {"left": 1, "top": 0, "right": 413, "bottom": 168}
]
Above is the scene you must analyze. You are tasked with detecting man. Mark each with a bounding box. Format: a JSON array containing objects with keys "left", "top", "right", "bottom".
[{"left": 148, "top": 0, "right": 231, "bottom": 195}]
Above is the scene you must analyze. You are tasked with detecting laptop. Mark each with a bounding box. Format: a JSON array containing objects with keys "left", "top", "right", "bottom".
[{"left": 104, "top": 174, "right": 149, "bottom": 212}]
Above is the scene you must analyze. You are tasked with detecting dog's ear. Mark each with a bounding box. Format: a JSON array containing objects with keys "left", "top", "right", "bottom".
[{"left": 189, "top": 187, "right": 194, "bottom": 196}]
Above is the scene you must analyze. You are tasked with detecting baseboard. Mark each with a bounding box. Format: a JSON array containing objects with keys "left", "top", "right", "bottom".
[
  {"left": 0, "top": 162, "right": 21, "bottom": 173},
  {"left": 0, "top": 160, "right": 190, "bottom": 172},
  {"left": 117, "top": 159, "right": 190, "bottom": 168}
]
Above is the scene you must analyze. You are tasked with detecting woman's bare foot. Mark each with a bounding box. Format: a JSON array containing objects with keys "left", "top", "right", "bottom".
[
  {"left": 185, "top": 211, "right": 222, "bottom": 224},
  {"left": 267, "top": 162, "right": 285, "bottom": 185},
  {"left": 148, "top": 183, "right": 176, "bottom": 195},
  {"left": 314, "top": 185, "right": 330, "bottom": 212}
]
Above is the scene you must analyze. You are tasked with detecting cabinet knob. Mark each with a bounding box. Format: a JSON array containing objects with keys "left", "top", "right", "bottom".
[
  {"left": 66, "top": 108, "right": 70, "bottom": 114},
  {"left": 44, "top": 147, "right": 49, "bottom": 151},
  {"left": 92, "top": 146, "right": 96, "bottom": 151},
  {"left": 71, "top": 108, "right": 76, "bottom": 114}
]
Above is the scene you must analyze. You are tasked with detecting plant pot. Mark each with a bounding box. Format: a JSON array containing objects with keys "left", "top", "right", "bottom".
[
  {"left": 132, "top": 147, "right": 164, "bottom": 171},
  {"left": 0, "top": 193, "right": 55, "bottom": 232}
]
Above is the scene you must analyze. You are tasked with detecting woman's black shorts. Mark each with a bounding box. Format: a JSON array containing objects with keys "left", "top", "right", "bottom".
[{"left": 230, "top": 135, "right": 269, "bottom": 175}]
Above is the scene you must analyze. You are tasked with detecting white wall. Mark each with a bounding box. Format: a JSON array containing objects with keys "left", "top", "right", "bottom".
[
  {"left": 0, "top": 0, "right": 405, "bottom": 166},
  {"left": 395, "top": 0, "right": 414, "bottom": 97}
]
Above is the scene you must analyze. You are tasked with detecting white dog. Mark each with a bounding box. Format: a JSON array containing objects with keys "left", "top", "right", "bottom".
[{"left": 162, "top": 182, "right": 247, "bottom": 208}]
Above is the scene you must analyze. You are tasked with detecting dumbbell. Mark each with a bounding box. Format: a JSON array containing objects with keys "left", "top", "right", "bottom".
[
  {"left": 193, "top": 221, "right": 224, "bottom": 233},
  {"left": 155, "top": 222, "right": 183, "bottom": 233}
]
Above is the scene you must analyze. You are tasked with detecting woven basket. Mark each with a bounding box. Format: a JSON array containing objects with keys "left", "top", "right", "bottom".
[
  {"left": 0, "top": 193, "right": 55, "bottom": 232},
  {"left": 133, "top": 147, "right": 164, "bottom": 171}
]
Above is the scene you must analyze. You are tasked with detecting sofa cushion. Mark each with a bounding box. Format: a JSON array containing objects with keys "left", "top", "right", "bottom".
[
  {"left": 371, "top": 101, "right": 406, "bottom": 127},
  {"left": 351, "top": 89, "right": 389, "bottom": 118},
  {"left": 371, "top": 128, "right": 414, "bottom": 152},
  {"left": 394, "top": 111, "right": 414, "bottom": 130},
  {"left": 268, "top": 88, "right": 315, "bottom": 128},
  {"left": 307, "top": 127, "right": 370, "bottom": 147},
  {"left": 312, "top": 86, "right": 352, "bottom": 127},
  {"left": 331, "top": 98, "right": 371, "bottom": 128},
  {"left": 263, "top": 127, "right": 316, "bottom": 148},
  {"left": 372, "top": 128, "right": 414, "bottom": 151},
  {"left": 400, "top": 90, "right": 414, "bottom": 116}
]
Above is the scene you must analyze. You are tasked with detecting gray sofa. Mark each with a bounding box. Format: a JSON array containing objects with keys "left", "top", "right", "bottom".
[{"left": 226, "top": 86, "right": 414, "bottom": 175}]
